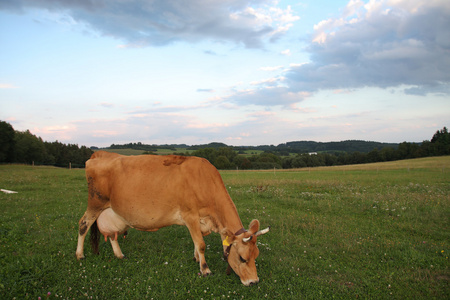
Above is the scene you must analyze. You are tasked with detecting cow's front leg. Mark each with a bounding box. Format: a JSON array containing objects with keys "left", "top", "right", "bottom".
[{"left": 184, "top": 216, "right": 212, "bottom": 276}]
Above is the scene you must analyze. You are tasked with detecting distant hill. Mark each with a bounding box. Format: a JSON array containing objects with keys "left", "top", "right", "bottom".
[
  {"left": 188, "top": 142, "right": 229, "bottom": 150},
  {"left": 99, "top": 140, "right": 399, "bottom": 154}
]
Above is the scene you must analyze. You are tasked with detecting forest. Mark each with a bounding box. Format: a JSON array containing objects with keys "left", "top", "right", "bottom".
[
  {"left": 0, "top": 121, "right": 93, "bottom": 168},
  {"left": 1, "top": 120, "right": 448, "bottom": 169},
  {"left": 183, "top": 127, "right": 449, "bottom": 170}
]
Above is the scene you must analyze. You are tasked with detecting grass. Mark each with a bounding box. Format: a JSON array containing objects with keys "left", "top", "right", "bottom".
[{"left": 0, "top": 157, "right": 449, "bottom": 299}]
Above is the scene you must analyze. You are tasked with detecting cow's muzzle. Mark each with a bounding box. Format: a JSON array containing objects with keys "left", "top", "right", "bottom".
[{"left": 242, "top": 278, "right": 259, "bottom": 286}]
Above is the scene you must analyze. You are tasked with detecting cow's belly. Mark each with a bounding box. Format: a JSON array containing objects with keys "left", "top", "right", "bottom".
[
  {"left": 110, "top": 200, "right": 185, "bottom": 231},
  {"left": 108, "top": 175, "right": 193, "bottom": 231}
]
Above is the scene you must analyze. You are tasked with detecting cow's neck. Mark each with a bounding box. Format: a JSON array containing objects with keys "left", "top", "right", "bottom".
[{"left": 215, "top": 192, "right": 244, "bottom": 234}]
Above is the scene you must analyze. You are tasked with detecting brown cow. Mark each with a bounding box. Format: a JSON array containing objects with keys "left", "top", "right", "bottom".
[{"left": 75, "top": 151, "right": 269, "bottom": 286}]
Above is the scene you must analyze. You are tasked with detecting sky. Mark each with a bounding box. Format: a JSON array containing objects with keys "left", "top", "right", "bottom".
[{"left": 0, "top": 0, "right": 449, "bottom": 147}]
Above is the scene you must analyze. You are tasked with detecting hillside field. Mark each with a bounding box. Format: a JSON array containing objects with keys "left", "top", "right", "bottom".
[{"left": 0, "top": 157, "right": 449, "bottom": 299}]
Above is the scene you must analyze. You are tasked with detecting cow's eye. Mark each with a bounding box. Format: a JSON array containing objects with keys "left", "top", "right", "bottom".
[{"left": 239, "top": 256, "right": 247, "bottom": 263}]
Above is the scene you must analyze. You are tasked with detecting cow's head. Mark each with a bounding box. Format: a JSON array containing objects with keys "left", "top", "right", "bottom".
[{"left": 223, "top": 219, "right": 270, "bottom": 286}]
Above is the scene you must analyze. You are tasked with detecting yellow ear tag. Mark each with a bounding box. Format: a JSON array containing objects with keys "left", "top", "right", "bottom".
[{"left": 223, "top": 236, "right": 231, "bottom": 246}]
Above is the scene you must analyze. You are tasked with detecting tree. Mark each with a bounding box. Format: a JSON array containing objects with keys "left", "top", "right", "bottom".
[
  {"left": 397, "top": 142, "right": 419, "bottom": 159},
  {"left": 216, "top": 147, "right": 238, "bottom": 163},
  {"left": 367, "top": 148, "right": 382, "bottom": 163},
  {"left": 192, "top": 147, "right": 239, "bottom": 169},
  {"left": 249, "top": 152, "right": 282, "bottom": 169},
  {"left": 257, "top": 152, "right": 282, "bottom": 165},
  {"left": 214, "top": 155, "right": 235, "bottom": 170},
  {"left": 44, "top": 141, "right": 93, "bottom": 167},
  {"left": 292, "top": 156, "right": 307, "bottom": 168},
  {"left": 0, "top": 120, "right": 15, "bottom": 162},
  {"left": 281, "top": 156, "right": 293, "bottom": 169},
  {"left": 14, "top": 130, "right": 46, "bottom": 164},
  {"left": 233, "top": 156, "right": 252, "bottom": 169},
  {"left": 192, "top": 148, "right": 218, "bottom": 165},
  {"left": 430, "top": 127, "right": 450, "bottom": 155},
  {"left": 380, "top": 147, "right": 397, "bottom": 161},
  {"left": 431, "top": 127, "right": 448, "bottom": 143}
]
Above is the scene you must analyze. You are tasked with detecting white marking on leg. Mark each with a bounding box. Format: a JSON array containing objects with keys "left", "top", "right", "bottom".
[{"left": 109, "top": 237, "right": 125, "bottom": 258}]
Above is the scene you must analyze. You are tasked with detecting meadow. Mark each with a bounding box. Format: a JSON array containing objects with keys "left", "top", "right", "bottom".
[{"left": 0, "top": 157, "right": 448, "bottom": 299}]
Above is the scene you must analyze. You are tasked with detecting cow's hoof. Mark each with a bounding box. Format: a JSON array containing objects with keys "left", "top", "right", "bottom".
[
  {"left": 76, "top": 254, "right": 85, "bottom": 260},
  {"left": 198, "top": 271, "right": 212, "bottom": 277}
]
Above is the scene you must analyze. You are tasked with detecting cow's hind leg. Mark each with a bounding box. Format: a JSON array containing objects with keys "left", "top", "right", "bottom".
[
  {"left": 184, "top": 215, "right": 212, "bottom": 276},
  {"left": 76, "top": 209, "right": 101, "bottom": 259},
  {"left": 109, "top": 236, "right": 126, "bottom": 259}
]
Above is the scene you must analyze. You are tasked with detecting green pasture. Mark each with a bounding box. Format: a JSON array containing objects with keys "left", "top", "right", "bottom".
[
  {"left": 238, "top": 150, "right": 265, "bottom": 156},
  {"left": 0, "top": 157, "right": 449, "bottom": 299}
]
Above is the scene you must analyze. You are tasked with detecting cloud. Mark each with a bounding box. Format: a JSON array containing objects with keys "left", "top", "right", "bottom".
[
  {"left": 280, "top": 49, "right": 291, "bottom": 56},
  {"left": 99, "top": 102, "right": 114, "bottom": 108},
  {"left": 45, "top": 106, "right": 312, "bottom": 147},
  {"left": 127, "top": 102, "right": 213, "bottom": 114},
  {"left": 223, "top": 86, "right": 310, "bottom": 107},
  {"left": 0, "top": 83, "right": 18, "bottom": 89},
  {"left": 403, "top": 84, "right": 450, "bottom": 96},
  {"left": 32, "top": 124, "right": 77, "bottom": 141},
  {"left": 197, "top": 88, "right": 215, "bottom": 93},
  {"left": 287, "top": 0, "right": 450, "bottom": 95},
  {"left": 185, "top": 121, "right": 229, "bottom": 130},
  {"left": 203, "top": 50, "right": 217, "bottom": 55},
  {"left": 2, "top": 0, "right": 299, "bottom": 48},
  {"left": 66, "top": 112, "right": 238, "bottom": 146},
  {"left": 218, "top": 0, "right": 450, "bottom": 108},
  {"left": 250, "top": 77, "right": 285, "bottom": 86}
]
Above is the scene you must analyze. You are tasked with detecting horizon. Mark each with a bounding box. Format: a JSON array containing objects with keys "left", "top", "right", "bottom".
[
  {"left": 91, "top": 137, "right": 408, "bottom": 149},
  {"left": 1, "top": 0, "right": 449, "bottom": 148}
]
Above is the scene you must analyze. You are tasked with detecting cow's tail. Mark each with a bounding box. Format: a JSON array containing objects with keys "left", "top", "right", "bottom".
[{"left": 90, "top": 220, "right": 100, "bottom": 254}]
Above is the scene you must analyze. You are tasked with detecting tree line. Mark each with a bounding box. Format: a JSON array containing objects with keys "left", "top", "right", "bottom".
[
  {"left": 0, "top": 121, "right": 93, "bottom": 168},
  {"left": 179, "top": 127, "right": 449, "bottom": 170},
  {"left": 105, "top": 140, "right": 400, "bottom": 155},
  {"left": 105, "top": 142, "right": 185, "bottom": 152}
]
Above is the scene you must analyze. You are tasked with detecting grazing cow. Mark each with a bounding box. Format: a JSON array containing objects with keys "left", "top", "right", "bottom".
[{"left": 75, "top": 151, "right": 269, "bottom": 286}]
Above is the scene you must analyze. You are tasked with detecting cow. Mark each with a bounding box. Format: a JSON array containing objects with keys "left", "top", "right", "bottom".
[{"left": 75, "top": 151, "right": 269, "bottom": 286}]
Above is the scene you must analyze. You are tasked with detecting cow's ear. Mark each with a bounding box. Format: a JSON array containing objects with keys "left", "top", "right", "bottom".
[{"left": 248, "top": 219, "right": 260, "bottom": 234}]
